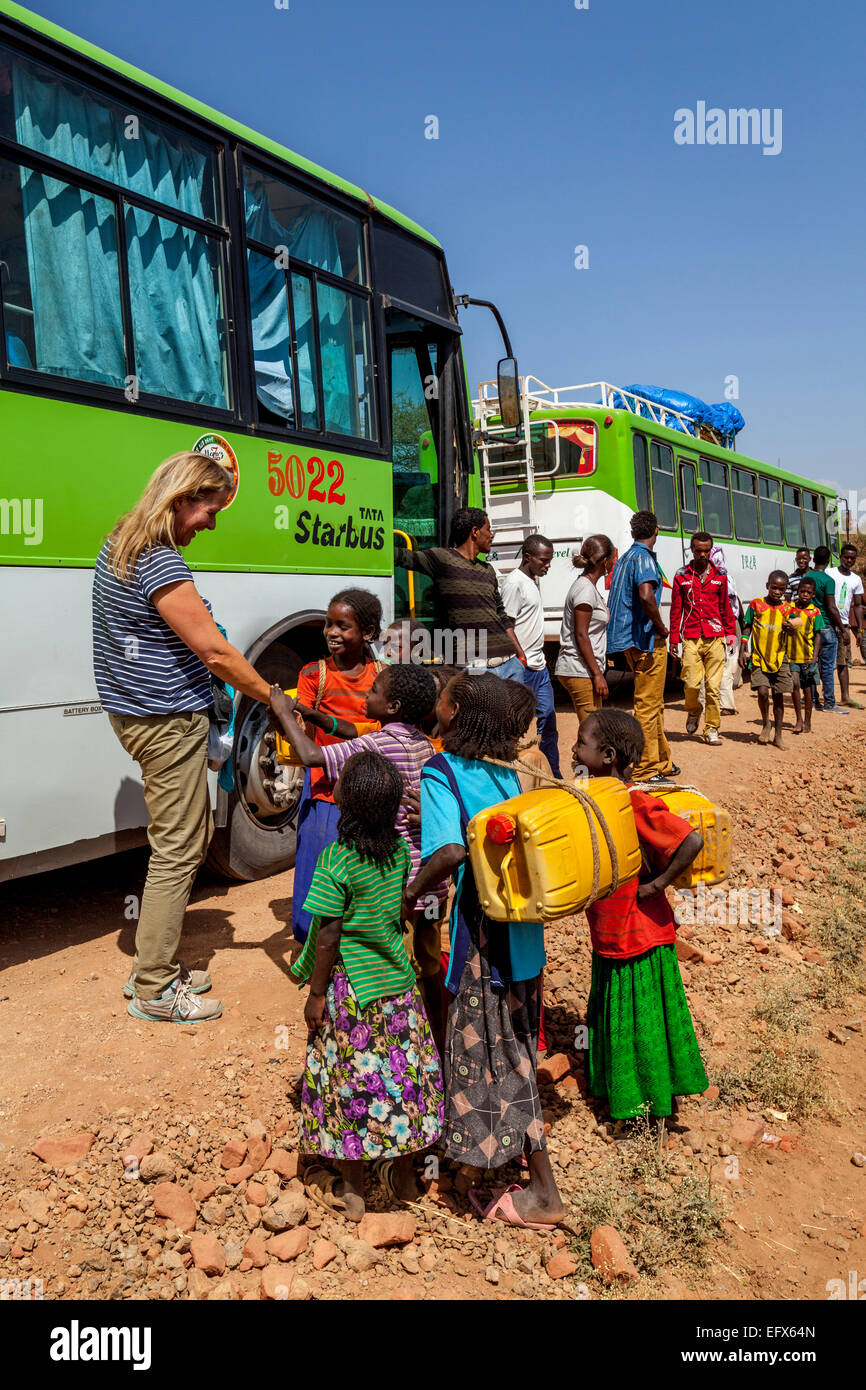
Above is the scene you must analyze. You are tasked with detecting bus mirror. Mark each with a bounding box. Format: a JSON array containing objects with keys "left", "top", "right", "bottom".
[{"left": 497, "top": 357, "right": 521, "bottom": 430}]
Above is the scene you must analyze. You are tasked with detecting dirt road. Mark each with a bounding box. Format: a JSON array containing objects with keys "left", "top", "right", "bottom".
[{"left": 1, "top": 672, "right": 864, "bottom": 1301}]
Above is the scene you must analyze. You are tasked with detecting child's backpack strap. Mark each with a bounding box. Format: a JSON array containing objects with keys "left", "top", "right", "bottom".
[
  {"left": 423, "top": 753, "right": 510, "bottom": 994},
  {"left": 313, "top": 658, "right": 327, "bottom": 711}
]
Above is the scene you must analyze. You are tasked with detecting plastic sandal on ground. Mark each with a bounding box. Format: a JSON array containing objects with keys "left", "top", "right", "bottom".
[{"left": 467, "top": 1183, "right": 562, "bottom": 1230}]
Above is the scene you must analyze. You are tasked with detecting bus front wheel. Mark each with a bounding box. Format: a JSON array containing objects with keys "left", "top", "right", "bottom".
[{"left": 206, "top": 645, "right": 304, "bottom": 881}]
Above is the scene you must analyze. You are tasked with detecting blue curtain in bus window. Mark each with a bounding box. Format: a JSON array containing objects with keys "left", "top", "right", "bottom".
[
  {"left": 244, "top": 182, "right": 353, "bottom": 433},
  {"left": 125, "top": 207, "right": 225, "bottom": 407},
  {"left": 13, "top": 66, "right": 225, "bottom": 404},
  {"left": 14, "top": 167, "right": 126, "bottom": 386}
]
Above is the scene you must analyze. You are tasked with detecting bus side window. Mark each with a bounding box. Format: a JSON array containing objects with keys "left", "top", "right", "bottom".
[
  {"left": 699, "top": 457, "right": 732, "bottom": 537},
  {"left": 783, "top": 484, "right": 805, "bottom": 547},
  {"left": 633, "top": 433, "right": 650, "bottom": 510},
  {"left": 803, "top": 491, "right": 822, "bottom": 549},
  {"left": 649, "top": 440, "right": 677, "bottom": 529},
  {"left": 732, "top": 467, "right": 760, "bottom": 542},
  {"left": 759, "top": 477, "right": 783, "bottom": 545},
  {"left": 678, "top": 459, "right": 699, "bottom": 534}
]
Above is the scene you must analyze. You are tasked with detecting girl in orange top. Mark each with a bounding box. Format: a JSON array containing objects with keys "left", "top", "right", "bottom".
[
  {"left": 575, "top": 709, "right": 708, "bottom": 1126},
  {"left": 291, "top": 588, "right": 383, "bottom": 942}
]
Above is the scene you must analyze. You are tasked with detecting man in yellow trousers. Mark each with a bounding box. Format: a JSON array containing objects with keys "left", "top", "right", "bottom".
[{"left": 669, "top": 531, "right": 737, "bottom": 745}]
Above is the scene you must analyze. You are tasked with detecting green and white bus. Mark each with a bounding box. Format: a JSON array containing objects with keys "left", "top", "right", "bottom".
[
  {"left": 475, "top": 376, "right": 847, "bottom": 640},
  {"left": 0, "top": 1, "right": 491, "bottom": 881}
]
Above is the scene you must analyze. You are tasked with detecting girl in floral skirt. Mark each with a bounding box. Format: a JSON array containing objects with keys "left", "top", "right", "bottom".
[{"left": 290, "top": 749, "right": 444, "bottom": 1220}]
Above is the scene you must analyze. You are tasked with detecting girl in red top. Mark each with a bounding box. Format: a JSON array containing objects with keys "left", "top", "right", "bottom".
[
  {"left": 291, "top": 589, "right": 384, "bottom": 943},
  {"left": 574, "top": 710, "right": 708, "bottom": 1125}
]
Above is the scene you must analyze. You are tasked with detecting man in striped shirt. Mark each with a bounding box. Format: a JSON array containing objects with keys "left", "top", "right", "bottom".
[{"left": 394, "top": 508, "right": 526, "bottom": 677}]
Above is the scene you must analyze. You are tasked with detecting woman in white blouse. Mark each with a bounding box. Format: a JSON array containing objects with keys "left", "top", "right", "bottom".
[{"left": 555, "top": 535, "right": 615, "bottom": 727}]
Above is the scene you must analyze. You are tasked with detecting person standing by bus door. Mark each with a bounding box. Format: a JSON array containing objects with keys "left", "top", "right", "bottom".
[
  {"left": 827, "top": 542, "right": 865, "bottom": 708},
  {"left": 500, "top": 535, "right": 561, "bottom": 776},
  {"left": 606, "top": 510, "right": 680, "bottom": 784},
  {"left": 804, "top": 546, "right": 847, "bottom": 714},
  {"left": 669, "top": 532, "right": 736, "bottom": 746},
  {"left": 93, "top": 452, "right": 272, "bottom": 1025},
  {"left": 394, "top": 508, "right": 527, "bottom": 678}
]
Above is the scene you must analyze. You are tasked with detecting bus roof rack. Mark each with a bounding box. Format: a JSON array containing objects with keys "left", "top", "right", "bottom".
[{"left": 473, "top": 376, "right": 735, "bottom": 447}]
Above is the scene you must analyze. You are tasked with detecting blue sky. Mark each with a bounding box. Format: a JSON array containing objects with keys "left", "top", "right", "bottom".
[{"left": 28, "top": 0, "right": 866, "bottom": 493}]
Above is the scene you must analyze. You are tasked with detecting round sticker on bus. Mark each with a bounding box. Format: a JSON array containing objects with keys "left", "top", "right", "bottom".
[{"left": 192, "top": 432, "right": 239, "bottom": 508}]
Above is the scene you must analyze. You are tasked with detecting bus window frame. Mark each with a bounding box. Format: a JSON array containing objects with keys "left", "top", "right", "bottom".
[
  {"left": 731, "top": 465, "right": 761, "bottom": 543},
  {"left": 802, "top": 489, "right": 824, "bottom": 550},
  {"left": 649, "top": 437, "right": 678, "bottom": 532},
  {"left": 698, "top": 454, "right": 733, "bottom": 539},
  {"left": 632, "top": 430, "right": 651, "bottom": 511},
  {"left": 0, "top": 140, "right": 238, "bottom": 422},
  {"left": 758, "top": 475, "right": 783, "bottom": 546},
  {"left": 677, "top": 457, "right": 700, "bottom": 536},
  {"left": 783, "top": 483, "right": 806, "bottom": 548},
  {"left": 0, "top": 18, "right": 452, "bottom": 462}
]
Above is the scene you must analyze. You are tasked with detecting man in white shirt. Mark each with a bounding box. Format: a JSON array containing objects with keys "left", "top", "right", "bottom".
[
  {"left": 500, "top": 534, "right": 561, "bottom": 776},
  {"left": 828, "top": 542, "right": 865, "bottom": 708}
]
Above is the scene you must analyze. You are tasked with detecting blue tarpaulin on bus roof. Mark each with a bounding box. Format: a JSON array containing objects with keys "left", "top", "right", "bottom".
[{"left": 613, "top": 384, "right": 745, "bottom": 443}]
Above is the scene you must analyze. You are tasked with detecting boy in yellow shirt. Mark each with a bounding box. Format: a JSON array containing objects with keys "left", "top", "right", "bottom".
[
  {"left": 787, "top": 576, "right": 826, "bottom": 735},
  {"left": 740, "top": 570, "right": 802, "bottom": 749}
]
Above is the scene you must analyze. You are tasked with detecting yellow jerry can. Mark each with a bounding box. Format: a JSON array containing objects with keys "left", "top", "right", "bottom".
[
  {"left": 466, "top": 777, "right": 642, "bottom": 923},
  {"left": 644, "top": 787, "right": 732, "bottom": 888},
  {"left": 274, "top": 689, "right": 303, "bottom": 765}
]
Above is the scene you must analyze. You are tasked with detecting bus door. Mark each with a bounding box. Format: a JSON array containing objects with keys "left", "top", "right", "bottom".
[
  {"left": 677, "top": 457, "right": 700, "bottom": 562},
  {"left": 385, "top": 307, "right": 469, "bottom": 625}
]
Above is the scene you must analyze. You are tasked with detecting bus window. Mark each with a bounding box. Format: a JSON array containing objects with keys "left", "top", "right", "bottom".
[
  {"left": 650, "top": 441, "right": 677, "bottom": 529},
  {"left": 699, "top": 457, "right": 732, "bottom": 537},
  {"left": 0, "top": 43, "right": 222, "bottom": 223},
  {"left": 633, "top": 433, "right": 650, "bottom": 510},
  {"left": 803, "top": 491, "right": 823, "bottom": 549},
  {"left": 732, "top": 467, "right": 760, "bottom": 542},
  {"left": 550, "top": 420, "right": 596, "bottom": 475},
  {"left": 759, "top": 476, "right": 783, "bottom": 545},
  {"left": 125, "top": 206, "right": 230, "bottom": 408},
  {"left": 243, "top": 164, "right": 366, "bottom": 283},
  {"left": 783, "top": 484, "right": 805, "bottom": 547},
  {"left": 316, "top": 284, "right": 377, "bottom": 440},
  {"left": 244, "top": 160, "right": 375, "bottom": 441},
  {"left": 0, "top": 155, "right": 125, "bottom": 388},
  {"left": 678, "top": 459, "right": 699, "bottom": 535},
  {"left": 0, "top": 40, "right": 229, "bottom": 409}
]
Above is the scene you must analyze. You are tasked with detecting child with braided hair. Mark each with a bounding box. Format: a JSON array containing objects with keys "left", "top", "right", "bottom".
[
  {"left": 271, "top": 662, "right": 449, "bottom": 1050},
  {"left": 290, "top": 750, "right": 444, "bottom": 1220},
  {"left": 574, "top": 709, "right": 707, "bottom": 1128},
  {"left": 290, "top": 588, "right": 385, "bottom": 944},
  {"left": 404, "top": 672, "right": 564, "bottom": 1229}
]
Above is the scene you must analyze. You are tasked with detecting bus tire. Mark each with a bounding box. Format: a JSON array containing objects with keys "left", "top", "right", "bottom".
[{"left": 206, "top": 644, "right": 303, "bottom": 881}]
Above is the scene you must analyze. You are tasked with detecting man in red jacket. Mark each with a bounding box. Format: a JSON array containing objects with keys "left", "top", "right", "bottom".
[{"left": 670, "top": 531, "right": 737, "bottom": 745}]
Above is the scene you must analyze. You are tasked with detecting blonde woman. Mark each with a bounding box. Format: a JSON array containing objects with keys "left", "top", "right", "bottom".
[{"left": 92, "top": 453, "right": 271, "bottom": 1024}]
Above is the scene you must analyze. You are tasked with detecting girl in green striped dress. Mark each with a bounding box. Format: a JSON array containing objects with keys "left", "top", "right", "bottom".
[{"left": 290, "top": 750, "right": 444, "bottom": 1220}]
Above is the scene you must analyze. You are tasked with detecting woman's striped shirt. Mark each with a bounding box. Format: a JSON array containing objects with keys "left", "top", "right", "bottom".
[{"left": 92, "top": 541, "right": 213, "bottom": 715}]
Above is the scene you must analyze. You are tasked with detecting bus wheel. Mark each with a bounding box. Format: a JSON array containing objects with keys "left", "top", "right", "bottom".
[{"left": 206, "top": 645, "right": 304, "bottom": 881}]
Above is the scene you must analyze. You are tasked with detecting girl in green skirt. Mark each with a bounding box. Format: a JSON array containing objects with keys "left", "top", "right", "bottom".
[{"left": 574, "top": 710, "right": 708, "bottom": 1121}]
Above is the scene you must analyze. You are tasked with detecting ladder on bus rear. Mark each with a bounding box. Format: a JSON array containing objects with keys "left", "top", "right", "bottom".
[{"left": 473, "top": 377, "right": 557, "bottom": 545}]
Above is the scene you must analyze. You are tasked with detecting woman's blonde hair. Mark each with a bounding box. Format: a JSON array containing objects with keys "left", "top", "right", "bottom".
[{"left": 107, "top": 452, "right": 235, "bottom": 582}]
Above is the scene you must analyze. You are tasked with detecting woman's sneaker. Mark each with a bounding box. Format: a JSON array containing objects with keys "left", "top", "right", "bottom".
[
  {"left": 127, "top": 978, "right": 222, "bottom": 1024},
  {"left": 123, "top": 962, "right": 211, "bottom": 1000}
]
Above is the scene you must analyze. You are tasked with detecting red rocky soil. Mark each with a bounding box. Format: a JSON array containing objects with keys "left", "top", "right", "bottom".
[{"left": 1, "top": 672, "right": 865, "bottom": 1302}]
